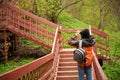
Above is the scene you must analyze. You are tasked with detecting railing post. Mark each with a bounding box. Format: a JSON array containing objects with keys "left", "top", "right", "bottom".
[
  {"left": 58, "top": 26, "right": 63, "bottom": 49},
  {"left": 3, "top": 30, "right": 8, "bottom": 64}
]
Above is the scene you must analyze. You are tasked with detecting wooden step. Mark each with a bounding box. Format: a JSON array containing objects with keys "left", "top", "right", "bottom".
[
  {"left": 60, "top": 54, "right": 73, "bottom": 58},
  {"left": 59, "top": 48, "right": 75, "bottom": 54},
  {"left": 57, "top": 70, "right": 78, "bottom": 76},
  {"left": 60, "top": 48, "right": 76, "bottom": 52},
  {"left": 59, "top": 58, "right": 74, "bottom": 62},
  {"left": 58, "top": 66, "right": 77, "bottom": 71},
  {"left": 59, "top": 62, "right": 77, "bottom": 66},
  {"left": 56, "top": 75, "right": 78, "bottom": 80}
]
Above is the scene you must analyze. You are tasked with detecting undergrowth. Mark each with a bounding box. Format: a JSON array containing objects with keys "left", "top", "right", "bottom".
[
  {"left": 0, "top": 58, "right": 35, "bottom": 74},
  {"left": 103, "top": 31, "right": 120, "bottom": 80}
]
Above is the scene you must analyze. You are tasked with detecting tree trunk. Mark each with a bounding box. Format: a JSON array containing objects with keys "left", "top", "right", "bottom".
[{"left": 98, "top": 0, "right": 104, "bottom": 30}]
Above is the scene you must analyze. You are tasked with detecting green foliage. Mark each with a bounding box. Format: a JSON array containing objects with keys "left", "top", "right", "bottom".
[
  {"left": 15, "top": 0, "right": 31, "bottom": 10},
  {"left": 0, "top": 58, "right": 34, "bottom": 74},
  {"left": 58, "top": 11, "right": 88, "bottom": 48},
  {"left": 22, "top": 38, "right": 41, "bottom": 48},
  {"left": 103, "top": 61, "right": 120, "bottom": 80},
  {"left": 67, "top": 0, "right": 100, "bottom": 27},
  {"left": 102, "top": 31, "right": 120, "bottom": 80},
  {"left": 109, "top": 31, "right": 120, "bottom": 58},
  {"left": 58, "top": 11, "right": 88, "bottom": 29}
]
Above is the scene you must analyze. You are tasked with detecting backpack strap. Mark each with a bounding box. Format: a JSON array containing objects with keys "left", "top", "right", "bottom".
[
  {"left": 79, "top": 40, "right": 82, "bottom": 48},
  {"left": 79, "top": 40, "right": 86, "bottom": 71}
]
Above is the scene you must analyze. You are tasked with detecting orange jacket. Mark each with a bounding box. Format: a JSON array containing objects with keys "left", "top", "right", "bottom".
[{"left": 77, "top": 47, "right": 93, "bottom": 67}]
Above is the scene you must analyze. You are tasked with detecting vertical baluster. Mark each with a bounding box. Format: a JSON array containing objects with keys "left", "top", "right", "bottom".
[
  {"left": 3, "top": 30, "right": 8, "bottom": 63},
  {"left": 30, "top": 18, "right": 32, "bottom": 36},
  {"left": 5, "top": 7, "right": 7, "bottom": 29},
  {"left": 0, "top": 7, "right": 1, "bottom": 26},
  {"left": 41, "top": 25, "right": 44, "bottom": 42},
  {"left": 40, "top": 23, "right": 44, "bottom": 42},
  {"left": 19, "top": 13, "right": 23, "bottom": 32},
  {"left": 45, "top": 24, "right": 48, "bottom": 44},
  {"left": 12, "top": 9, "right": 14, "bottom": 29},
  {"left": 36, "top": 68, "right": 40, "bottom": 79},
  {"left": 23, "top": 14, "right": 25, "bottom": 33},
  {"left": 36, "top": 20, "right": 38, "bottom": 39},
  {"left": 15, "top": 10, "right": 19, "bottom": 29},
  {"left": 16, "top": 11, "right": 19, "bottom": 29},
  {"left": 26, "top": 73, "right": 30, "bottom": 80},
  {"left": 38, "top": 67, "right": 41, "bottom": 78},
  {"left": 18, "top": 11, "right": 21, "bottom": 30}
]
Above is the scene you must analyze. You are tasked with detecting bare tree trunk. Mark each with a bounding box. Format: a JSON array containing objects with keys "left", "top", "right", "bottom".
[
  {"left": 77, "top": 0, "right": 84, "bottom": 19},
  {"left": 98, "top": 0, "right": 104, "bottom": 30},
  {"left": 3, "top": 30, "right": 8, "bottom": 64}
]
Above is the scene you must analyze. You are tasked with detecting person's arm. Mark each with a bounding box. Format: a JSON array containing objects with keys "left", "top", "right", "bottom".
[{"left": 68, "top": 30, "right": 80, "bottom": 47}]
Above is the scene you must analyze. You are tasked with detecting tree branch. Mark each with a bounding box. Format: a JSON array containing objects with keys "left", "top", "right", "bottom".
[{"left": 56, "top": 0, "right": 82, "bottom": 19}]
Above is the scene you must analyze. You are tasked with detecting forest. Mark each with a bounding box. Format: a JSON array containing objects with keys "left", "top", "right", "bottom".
[{"left": 0, "top": 0, "right": 120, "bottom": 80}]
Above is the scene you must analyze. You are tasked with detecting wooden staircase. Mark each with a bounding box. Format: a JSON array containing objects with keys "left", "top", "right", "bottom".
[
  {"left": 56, "top": 49, "right": 78, "bottom": 80},
  {"left": 55, "top": 48, "right": 98, "bottom": 80}
]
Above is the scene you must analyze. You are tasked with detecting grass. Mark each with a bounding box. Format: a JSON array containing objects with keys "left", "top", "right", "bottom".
[
  {"left": 0, "top": 57, "right": 35, "bottom": 74},
  {"left": 103, "top": 61, "right": 120, "bottom": 80},
  {"left": 58, "top": 11, "right": 88, "bottom": 29},
  {"left": 102, "top": 31, "right": 120, "bottom": 80}
]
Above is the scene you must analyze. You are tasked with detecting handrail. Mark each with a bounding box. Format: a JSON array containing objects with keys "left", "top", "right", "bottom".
[
  {"left": 0, "top": 53, "right": 54, "bottom": 80},
  {"left": 6, "top": 3, "right": 59, "bottom": 29},
  {"left": 91, "top": 27, "right": 110, "bottom": 56},
  {"left": 50, "top": 27, "right": 60, "bottom": 80},
  {"left": 91, "top": 27, "right": 108, "bottom": 38},
  {"left": 92, "top": 49, "right": 108, "bottom": 80},
  {"left": 51, "top": 27, "right": 59, "bottom": 53},
  {"left": 4, "top": 2, "right": 59, "bottom": 49}
]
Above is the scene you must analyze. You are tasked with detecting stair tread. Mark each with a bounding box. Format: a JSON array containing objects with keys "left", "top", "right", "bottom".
[
  {"left": 60, "top": 62, "right": 76, "bottom": 63},
  {"left": 57, "top": 75, "right": 78, "bottom": 77},
  {"left": 60, "top": 54, "right": 73, "bottom": 55},
  {"left": 60, "top": 48, "right": 76, "bottom": 52},
  {"left": 58, "top": 70, "right": 78, "bottom": 72},
  {"left": 59, "top": 66, "right": 77, "bottom": 68},
  {"left": 60, "top": 58, "right": 73, "bottom": 59},
  {"left": 60, "top": 57, "right": 73, "bottom": 59}
]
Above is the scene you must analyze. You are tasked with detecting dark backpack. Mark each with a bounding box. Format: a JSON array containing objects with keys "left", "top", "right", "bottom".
[{"left": 73, "top": 40, "right": 86, "bottom": 63}]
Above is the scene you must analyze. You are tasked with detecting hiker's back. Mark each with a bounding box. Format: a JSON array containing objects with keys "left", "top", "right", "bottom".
[{"left": 78, "top": 46, "right": 93, "bottom": 67}]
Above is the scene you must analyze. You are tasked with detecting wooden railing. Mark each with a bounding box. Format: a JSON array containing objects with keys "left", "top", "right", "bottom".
[
  {"left": 4, "top": 2, "right": 59, "bottom": 49},
  {"left": 91, "top": 27, "right": 110, "bottom": 57},
  {"left": 0, "top": 3, "right": 7, "bottom": 29},
  {"left": 0, "top": 27, "right": 60, "bottom": 80},
  {"left": 40, "top": 27, "right": 60, "bottom": 80},
  {"left": 92, "top": 49, "right": 107, "bottom": 80},
  {"left": 60, "top": 28, "right": 110, "bottom": 58},
  {"left": 0, "top": 2, "right": 60, "bottom": 80}
]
